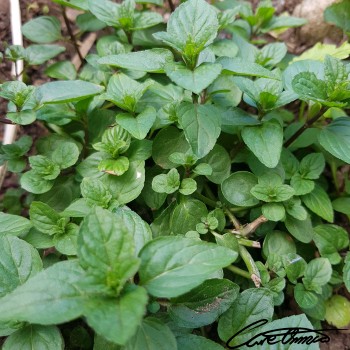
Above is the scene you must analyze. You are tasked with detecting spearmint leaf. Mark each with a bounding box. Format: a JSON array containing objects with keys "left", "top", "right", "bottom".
[
  {"left": 262, "top": 202, "right": 285, "bottom": 221},
  {"left": 153, "top": 0, "right": 219, "bottom": 63},
  {"left": 169, "top": 279, "right": 239, "bottom": 328},
  {"left": 176, "top": 334, "right": 225, "bottom": 350},
  {"left": 179, "top": 178, "right": 197, "bottom": 195},
  {"left": 81, "top": 177, "right": 112, "bottom": 208},
  {"left": 6, "top": 110, "right": 36, "bottom": 125},
  {"left": 85, "top": 286, "right": 148, "bottom": 345},
  {"left": 263, "top": 231, "right": 296, "bottom": 258},
  {"left": 101, "top": 73, "right": 152, "bottom": 112},
  {"left": 29, "top": 155, "right": 60, "bottom": 180},
  {"left": 242, "top": 119, "right": 283, "bottom": 168},
  {"left": 36, "top": 80, "right": 104, "bottom": 104},
  {"left": 152, "top": 127, "right": 191, "bottom": 169},
  {"left": 325, "top": 295, "right": 350, "bottom": 328},
  {"left": 221, "top": 171, "right": 259, "bottom": 207},
  {"left": 290, "top": 173, "right": 315, "bottom": 195},
  {"left": 0, "top": 260, "right": 87, "bottom": 325},
  {"left": 132, "top": 11, "right": 163, "bottom": 30},
  {"left": 45, "top": 60, "right": 77, "bottom": 80},
  {"left": 152, "top": 168, "right": 180, "bottom": 194},
  {"left": 170, "top": 198, "right": 208, "bottom": 235},
  {"left": 344, "top": 253, "right": 350, "bottom": 293},
  {"left": 299, "top": 153, "right": 325, "bottom": 180},
  {"left": 218, "top": 288, "right": 274, "bottom": 346},
  {"left": 29, "top": 201, "right": 67, "bottom": 235},
  {"left": 124, "top": 317, "right": 177, "bottom": 350},
  {"left": 282, "top": 253, "right": 307, "bottom": 284},
  {"left": 88, "top": 0, "right": 121, "bottom": 27},
  {"left": 178, "top": 103, "right": 221, "bottom": 159},
  {"left": 25, "top": 44, "right": 65, "bottom": 65},
  {"left": 20, "top": 170, "right": 55, "bottom": 194},
  {"left": 319, "top": 117, "right": 350, "bottom": 164},
  {"left": 54, "top": 222, "right": 79, "bottom": 256},
  {"left": 284, "top": 215, "right": 314, "bottom": 243},
  {"left": 284, "top": 197, "right": 308, "bottom": 220},
  {"left": 219, "top": 57, "right": 279, "bottom": 79},
  {"left": 50, "top": 142, "right": 80, "bottom": 170},
  {"left": 3, "top": 325, "right": 63, "bottom": 350},
  {"left": 0, "top": 235, "right": 42, "bottom": 297},
  {"left": 292, "top": 72, "right": 328, "bottom": 101},
  {"left": 99, "top": 49, "right": 173, "bottom": 73},
  {"left": 303, "top": 258, "right": 332, "bottom": 292},
  {"left": 324, "top": 0, "right": 350, "bottom": 33},
  {"left": 313, "top": 225, "right": 349, "bottom": 264},
  {"left": 302, "top": 185, "right": 334, "bottom": 223},
  {"left": 22, "top": 16, "right": 62, "bottom": 43},
  {"left": 78, "top": 207, "right": 140, "bottom": 292},
  {"left": 116, "top": 106, "right": 156, "bottom": 140},
  {"left": 139, "top": 236, "right": 237, "bottom": 298},
  {"left": 165, "top": 62, "right": 222, "bottom": 94},
  {"left": 101, "top": 160, "right": 145, "bottom": 205},
  {"left": 113, "top": 207, "right": 152, "bottom": 255},
  {"left": 0, "top": 212, "right": 32, "bottom": 236}
]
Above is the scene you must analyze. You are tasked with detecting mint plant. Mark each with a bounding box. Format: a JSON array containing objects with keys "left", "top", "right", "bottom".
[{"left": 0, "top": 0, "right": 350, "bottom": 348}]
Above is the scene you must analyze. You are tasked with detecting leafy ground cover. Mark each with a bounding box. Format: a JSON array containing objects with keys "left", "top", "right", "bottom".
[{"left": 1, "top": 0, "right": 350, "bottom": 349}]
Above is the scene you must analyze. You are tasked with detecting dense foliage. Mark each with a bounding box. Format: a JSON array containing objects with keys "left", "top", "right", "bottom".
[{"left": 1, "top": 0, "right": 350, "bottom": 348}]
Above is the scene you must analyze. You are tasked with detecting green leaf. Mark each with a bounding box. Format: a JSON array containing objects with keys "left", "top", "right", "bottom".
[
  {"left": 169, "top": 279, "right": 239, "bottom": 328},
  {"left": 116, "top": 106, "right": 156, "bottom": 140},
  {"left": 242, "top": 120, "right": 283, "bottom": 168},
  {"left": 218, "top": 288, "right": 274, "bottom": 346},
  {"left": 6, "top": 110, "right": 36, "bottom": 125},
  {"left": 101, "top": 160, "right": 145, "bottom": 205},
  {"left": 29, "top": 155, "right": 60, "bottom": 180},
  {"left": 284, "top": 197, "right": 308, "bottom": 220},
  {"left": 153, "top": 0, "right": 219, "bottom": 67},
  {"left": 324, "top": 0, "right": 350, "bottom": 33},
  {"left": 282, "top": 253, "right": 307, "bottom": 284},
  {"left": 219, "top": 57, "right": 278, "bottom": 79},
  {"left": 202, "top": 145, "right": 231, "bottom": 184},
  {"left": 20, "top": 170, "right": 53, "bottom": 194},
  {"left": 293, "top": 43, "right": 350, "bottom": 62},
  {"left": 313, "top": 225, "right": 349, "bottom": 264},
  {"left": 0, "top": 212, "right": 32, "bottom": 236},
  {"left": 139, "top": 236, "right": 237, "bottom": 298},
  {"left": 36, "top": 80, "right": 104, "bottom": 104},
  {"left": 221, "top": 171, "right": 259, "bottom": 207},
  {"left": 22, "top": 16, "right": 61, "bottom": 43},
  {"left": 85, "top": 286, "right": 148, "bottom": 345},
  {"left": 302, "top": 185, "right": 334, "bottom": 223},
  {"left": 29, "top": 201, "right": 67, "bottom": 235},
  {"left": 102, "top": 74, "right": 152, "bottom": 112},
  {"left": 292, "top": 72, "right": 328, "bottom": 102},
  {"left": 132, "top": 11, "right": 163, "bottom": 30},
  {"left": 54, "top": 222, "right": 79, "bottom": 256},
  {"left": 113, "top": 207, "right": 152, "bottom": 255},
  {"left": 325, "top": 295, "right": 350, "bottom": 328},
  {"left": 332, "top": 197, "right": 350, "bottom": 215},
  {"left": 290, "top": 173, "right": 315, "bottom": 195},
  {"left": 299, "top": 153, "right": 325, "bottom": 180},
  {"left": 3, "top": 325, "right": 63, "bottom": 350},
  {"left": 319, "top": 117, "right": 350, "bottom": 164},
  {"left": 51, "top": 0, "right": 88, "bottom": 10},
  {"left": 152, "top": 168, "right": 180, "bottom": 194},
  {"left": 176, "top": 334, "right": 225, "bottom": 350},
  {"left": 124, "top": 317, "right": 177, "bottom": 350},
  {"left": 303, "top": 258, "right": 332, "bottom": 292},
  {"left": 99, "top": 49, "right": 173, "bottom": 73},
  {"left": 0, "top": 260, "right": 87, "bottom": 324},
  {"left": 262, "top": 202, "right": 285, "bottom": 221},
  {"left": 208, "top": 76, "right": 242, "bottom": 108},
  {"left": 171, "top": 198, "right": 208, "bottom": 235},
  {"left": 0, "top": 235, "right": 42, "bottom": 297},
  {"left": 24, "top": 44, "right": 65, "bottom": 65},
  {"left": 45, "top": 61, "right": 77, "bottom": 80},
  {"left": 165, "top": 62, "right": 221, "bottom": 94},
  {"left": 87, "top": 0, "right": 122, "bottom": 27},
  {"left": 179, "top": 178, "right": 197, "bottom": 195},
  {"left": 284, "top": 215, "right": 314, "bottom": 243},
  {"left": 51, "top": 142, "right": 80, "bottom": 169},
  {"left": 81, "top": 177, "right": 112, "bottom": 208},
  {"left": 78, "top": 207, "right": 140, "bottom": 292},
  {"left": 76, "top": 12, "right": 107, "bottom": 32},
  {"left": 262, "top": 231, "right": 296, "bottom": 258},
  {"left": 344, "top": 253, "right": 350, "bottom": 293},
  {"left": 178, "top": 103, "right": 221, "bottom": 159},
  {"left": 294, "top": 283, "right": 318, "bottom": 309}
]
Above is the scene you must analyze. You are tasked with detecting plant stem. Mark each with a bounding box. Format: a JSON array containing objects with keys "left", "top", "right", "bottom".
[
  {"left": 0, "top": 118, "right": 15, "bottom": 125},
  {"left": 238, "top": 238, "right": 261, "bottom": 248},
  {"left": 224, "top": 208, "right": 241, "bottom": 230},
  {"left": 239, "top": 245, "right": 261, "bottom": 288},
  {"left": 194, "top": 192, "right": 218, "bottom": 208},
  {"left": 167, "top": 0, "right": 175, "bottom": 12},
  {"left": 240, "top": 215, "right": 268, "bottom": 237},
  {"left": 284, "top": 107, "right": 327, "bottom": 148},
  {"left": 61, "top": 6, "right": 83, "bottom": 62},
  {"left": 298, "top": 100, "right": 306, "bottom": 121},
  {"left": 226, "top": 265, "right": 251, "bottom": 280}
]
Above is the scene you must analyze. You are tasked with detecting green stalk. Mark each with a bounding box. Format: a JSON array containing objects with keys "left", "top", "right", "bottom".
[
  {"left": 226, "top": 265, "right": 251, "bottom": 280},
  {"left": 239, "top": 245, "right": 261, "bottom": 288}
]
